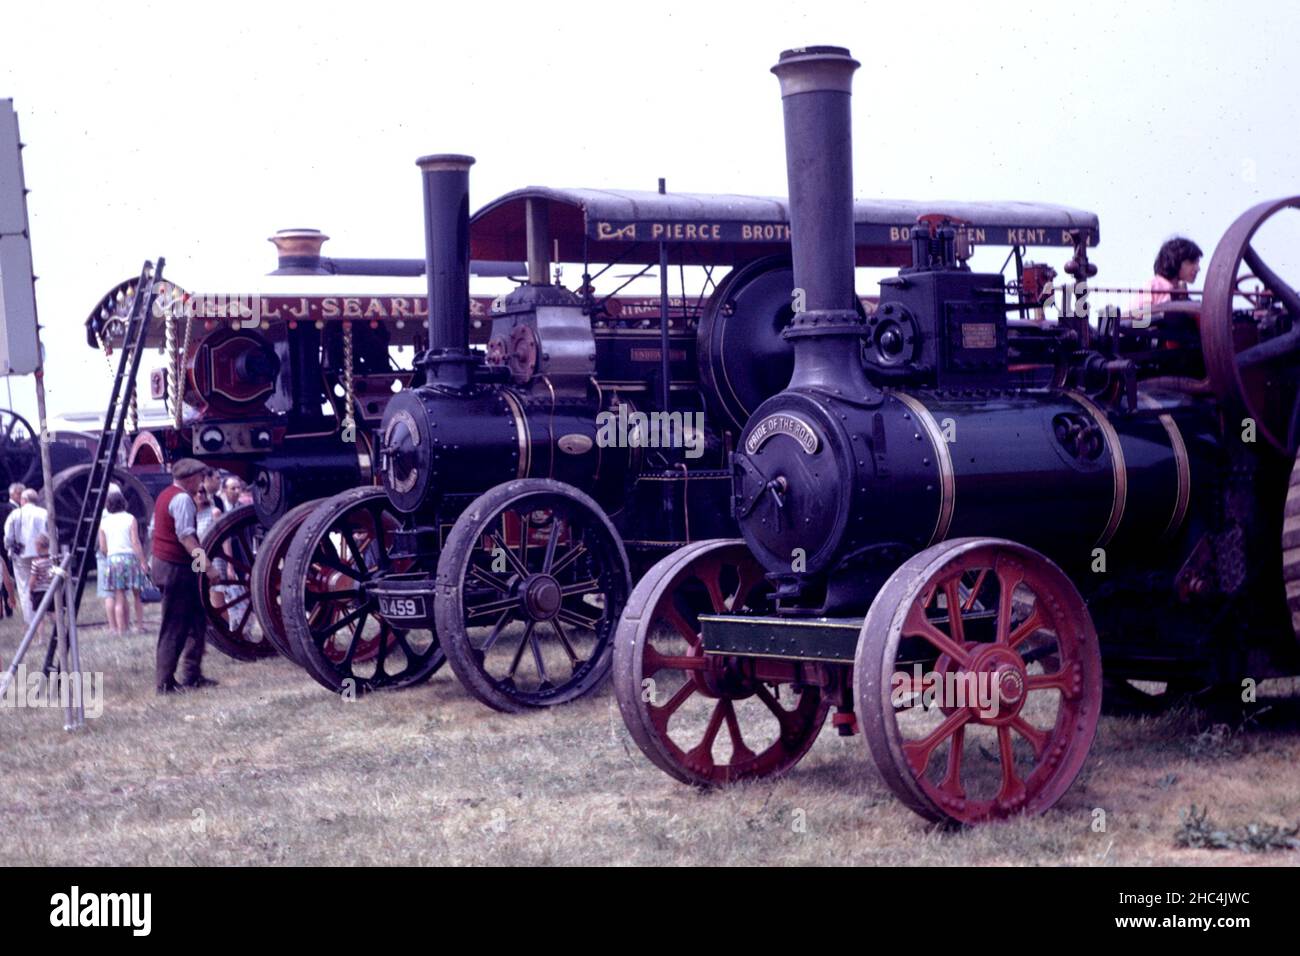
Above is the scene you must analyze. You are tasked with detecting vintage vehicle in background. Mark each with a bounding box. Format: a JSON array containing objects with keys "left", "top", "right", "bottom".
[
  {"left": 0, "top": 406, "right": 153, "bottom": 552},
  {"left": 610, "top": 45, "right": 1300, "bottom": 825}
]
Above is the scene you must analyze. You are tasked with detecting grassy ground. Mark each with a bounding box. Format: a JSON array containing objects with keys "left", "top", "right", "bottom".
[{"left": 0, "top": 605, "right": 1298, "bottom": 866}]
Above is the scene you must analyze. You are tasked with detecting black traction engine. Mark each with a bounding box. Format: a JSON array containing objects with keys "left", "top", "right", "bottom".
[{"left": 612, "top": 45, "right": 1300, "bottom": 826}]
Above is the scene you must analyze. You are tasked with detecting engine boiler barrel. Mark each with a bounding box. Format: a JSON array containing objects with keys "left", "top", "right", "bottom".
[
  {"left": 735, "top": 388, "right": 1216, "bottom": 578},
  {"left": 381, "top": 386, "right": 521, "bottom": 514},
  {"left": 380, "top": 385, "right": 624, "bottom": 515},
  {"left": 884, "top": 391, "right": 1212, "bottom": 561}
]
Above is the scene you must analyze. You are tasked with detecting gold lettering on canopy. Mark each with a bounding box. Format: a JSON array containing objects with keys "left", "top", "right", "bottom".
[
  {"left": 596, "top": 222, "right": 637, "bottom": 241},
  {"left": 741, "top": 223, "right": 792, "bottom": 241},
  {"left": 648, "top": 223, "right": 724, "bottom": 241},
  {"left": 888, "top": 225, "right": 988, "bottom": 244},
  {"left": 1006, "top": 227, "right": 1048, "bottom": 245}
]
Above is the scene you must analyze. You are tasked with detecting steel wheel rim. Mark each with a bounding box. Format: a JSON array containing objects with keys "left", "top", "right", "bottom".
[
  {"left": 285, "top": 488, "right": 442, "bottom": 693},
  {"left": 857, "top": 538, "right": 1101, "bottom": 825},
  {"left": 306, "top": 496, "right": 429, "bottom": 677},
  {"left": 614, "top": 539, "right": 829, "bottom": 786},
  {"left": 1202, "top": 196, "right": 1300, "bottom": 454},
  {"left": 438, "top": 484, "right": 629, "bottom": 711},
  {"left": 251, "top": 500, "right": 319, "bottom": 663},
  {"left": 198, "top": 505, "right": 277, "bottom": 660}
]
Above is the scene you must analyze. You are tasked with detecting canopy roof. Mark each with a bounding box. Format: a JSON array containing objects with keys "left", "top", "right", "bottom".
[
  {"left": 471, "top": 187, "right": 1100, "bottom": 267},
  {"left": 86, "top": 189, "right": 1100, "bottom": 346}
]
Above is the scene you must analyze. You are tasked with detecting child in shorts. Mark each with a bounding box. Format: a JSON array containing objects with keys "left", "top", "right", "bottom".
[{"left": 28, "top": 533, "right": 53, "bottom": 642}]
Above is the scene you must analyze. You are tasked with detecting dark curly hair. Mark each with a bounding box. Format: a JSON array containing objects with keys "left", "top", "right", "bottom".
[{"left": 1154, "top": 237, "right": 1203, "bottom": 281}]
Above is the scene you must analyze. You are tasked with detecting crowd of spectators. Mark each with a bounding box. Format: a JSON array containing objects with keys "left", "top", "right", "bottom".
[{"left": 0, "top": 466, "right": 248, "bottom": 696}]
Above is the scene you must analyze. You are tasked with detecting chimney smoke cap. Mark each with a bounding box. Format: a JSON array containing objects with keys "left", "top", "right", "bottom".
[
  {"left": 771, "top": 46, "right": 859, "bottom": 96},
  {"left": 416, "top": 153, "right": 476, "bottom": 173},
  {"left": 269, "top": 228, "right": 329, "bottom": 257}
]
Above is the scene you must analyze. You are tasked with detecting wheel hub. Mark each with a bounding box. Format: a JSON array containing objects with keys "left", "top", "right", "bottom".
[
  {"left": 522, "top": 574, "right": 562, "bottom": 620},
  {"left": 995, "top": 666, "right": 1025, "bottom": 706},
  {"left": 690, "top": 650, "right": 757, "bottom": 700},
  {"left": 318, "top": 568, "right": 355, "bottom": 592},
  {"left": 969, "top": 645, "right": 1028, "bottom": 723}
]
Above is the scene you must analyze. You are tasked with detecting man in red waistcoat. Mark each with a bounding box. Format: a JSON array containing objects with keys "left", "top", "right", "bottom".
[{"left": 151, "top": 458, "right": 221, "bottom": 694}]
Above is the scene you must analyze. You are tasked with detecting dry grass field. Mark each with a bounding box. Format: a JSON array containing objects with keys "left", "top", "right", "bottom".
[{"left": 1, "top": 605, "right": 1298, "bottom": 866}]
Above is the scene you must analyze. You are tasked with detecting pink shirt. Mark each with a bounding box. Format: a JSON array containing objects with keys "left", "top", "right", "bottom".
[{"left": 1132, "top": 275, "right": 1182, "bottom": 314}]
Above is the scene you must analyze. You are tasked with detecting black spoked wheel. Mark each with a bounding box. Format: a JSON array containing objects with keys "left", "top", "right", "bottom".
[
  {"left": 197, "top": 505, "right": 278, "bottom": 661},
  {"left": 282, "top": 487, "right": 444, "bottom": 694},
  {"left": 50, "top": 464, "right": 154, "bottom": 556},
  {"left": 435, "top": 479, "right": 631, "bottom": 713},
  {"left": 250, "top": 499, "right": 321, "bottom": 664}
]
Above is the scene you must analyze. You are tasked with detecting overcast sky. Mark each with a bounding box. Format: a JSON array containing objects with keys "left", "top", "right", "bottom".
[{"left": 2, "top": 0, "right": 1297, "bottom": 426}]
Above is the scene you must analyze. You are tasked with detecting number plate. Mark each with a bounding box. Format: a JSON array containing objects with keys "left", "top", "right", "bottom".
[{"left": 377, "top": 594, "right": 427, "bottom": 621}]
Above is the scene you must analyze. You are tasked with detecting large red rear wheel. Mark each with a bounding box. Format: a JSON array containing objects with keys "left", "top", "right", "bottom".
[{"left": 856, "top": 538, "right": 1101, "bottom": 825}]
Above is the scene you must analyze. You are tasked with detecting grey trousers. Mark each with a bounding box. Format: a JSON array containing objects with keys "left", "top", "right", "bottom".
[
  {"left": 152, "top": 557, "right": 206, "bottom": 690},
  {"left": 13, "top": 556, "right": 32, "bottom": 622}
]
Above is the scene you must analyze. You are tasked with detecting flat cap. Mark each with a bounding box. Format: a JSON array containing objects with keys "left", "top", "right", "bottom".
[{"left": 171, "top": 458, "right": 206, "bottom": 478}]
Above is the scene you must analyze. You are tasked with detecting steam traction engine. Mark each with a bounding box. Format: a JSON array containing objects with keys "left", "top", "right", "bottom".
[
  {"left": 276, "top": 160, "right": 1102, "bottom": 709},
  {"left": 83, "top": 251, "right": 499, "bottom": 660},
  {"left": 276, "top": 162, "right": 823, "bottom": 705},
  {"left": 611, "top": 46, "right": 1300, "bottom": 824}
]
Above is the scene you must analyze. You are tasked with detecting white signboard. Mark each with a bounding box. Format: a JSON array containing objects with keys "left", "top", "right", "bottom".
[{"left": 0, "top": 99, "right": 40, "bottom": 375}]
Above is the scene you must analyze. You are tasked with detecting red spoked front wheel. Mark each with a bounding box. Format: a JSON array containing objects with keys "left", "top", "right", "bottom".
[{"left": 613, "top": 540, "right": 830, "bottom": 786}]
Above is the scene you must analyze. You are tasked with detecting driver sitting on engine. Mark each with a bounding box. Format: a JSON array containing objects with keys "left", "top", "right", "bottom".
[{"left": 1132, "top": 236, "right": 1203, "bottom": 318}]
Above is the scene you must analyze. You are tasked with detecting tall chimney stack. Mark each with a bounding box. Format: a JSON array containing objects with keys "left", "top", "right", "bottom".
[
  {"left": 771, "top": 47, "right": 873, "bottom": 396},
  {"left": 417, "top": 153, "right": 476, "bottom": 387}
]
